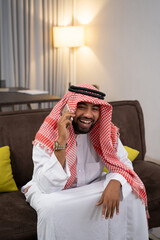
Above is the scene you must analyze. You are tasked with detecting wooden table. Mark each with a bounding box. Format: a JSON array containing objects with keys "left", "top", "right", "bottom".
[{"left": 0, "top": 89, "right": 61, "bottom": 111}]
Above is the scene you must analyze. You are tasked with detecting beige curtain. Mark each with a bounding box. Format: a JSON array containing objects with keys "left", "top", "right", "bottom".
[{"left": 0, "top": 0, "right": 73, "bottom": 97}]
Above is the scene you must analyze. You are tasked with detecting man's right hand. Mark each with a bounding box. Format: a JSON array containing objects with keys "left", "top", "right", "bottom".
[{"left": 57, "top": 111, "right": 75, "bottom": 145}]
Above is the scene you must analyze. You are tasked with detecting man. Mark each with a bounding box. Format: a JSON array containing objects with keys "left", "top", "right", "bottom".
[{"left": 23, "top": 84, "right": 148, "bottom": 240}]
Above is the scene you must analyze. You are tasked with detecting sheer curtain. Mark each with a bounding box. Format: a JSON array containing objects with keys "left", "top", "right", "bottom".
[{"left": 0, "top": 0, "right": 73, "bottom": 97}]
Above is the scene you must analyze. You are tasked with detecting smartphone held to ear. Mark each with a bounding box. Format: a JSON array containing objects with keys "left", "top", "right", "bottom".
[
  {"left": 61, "top": 104, "right": 69, "bottom": 115},
  {"left": 62, "top": 104, "right": 73, "bottom": 121}
]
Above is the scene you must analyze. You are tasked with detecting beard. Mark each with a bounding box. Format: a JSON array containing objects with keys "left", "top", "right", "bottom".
[{"left": 72, "top": 116, "right": 96, "bottom": 134}]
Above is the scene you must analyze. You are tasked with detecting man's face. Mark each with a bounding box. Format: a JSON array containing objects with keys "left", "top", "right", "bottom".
[{"left": 72, "top": 102, "right": 100, "bottom": 134}]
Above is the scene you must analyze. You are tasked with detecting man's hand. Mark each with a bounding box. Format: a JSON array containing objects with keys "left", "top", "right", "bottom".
[
  {"left": 57, "top": 111, "right": 75, "bottom": 145},
  {"left": 24, "top": 185, "right": 31, "bottom": 194},
  {"left": 55, "top": 111, "right": 75, "bottom": 169},
  {"left": 96, "top": 180, "right": 121, "bottom": 219}
]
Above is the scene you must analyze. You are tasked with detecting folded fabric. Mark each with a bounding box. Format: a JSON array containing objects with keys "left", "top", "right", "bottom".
[
  {"left": 103, "top": 146, "right": 139, "bottom": 173},
  {"left": 0, "top": 146, "right": 18, "bottom": 192}
]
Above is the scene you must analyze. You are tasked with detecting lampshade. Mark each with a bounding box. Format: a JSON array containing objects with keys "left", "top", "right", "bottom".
[{"left": 53, "top": 26, "right": 84, "bottom": 47}]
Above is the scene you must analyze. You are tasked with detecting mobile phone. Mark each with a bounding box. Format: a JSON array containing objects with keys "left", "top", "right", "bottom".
[
  {"left": 61, "top": 104, "right": 69, "bottom": 115},
  {"left": 62, "top": 104, "right": 73, "bottom": 121}
]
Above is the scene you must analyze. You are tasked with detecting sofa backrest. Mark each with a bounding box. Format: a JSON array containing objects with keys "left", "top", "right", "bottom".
[
  {"left": 0, "top": 108, "right": 51, "bottom": 187},
  {"left": 0, "top": 100, "right": 146, "bottom": 187},
  {"left": 110, "top": 100, "right": 146, "bottom": 161}
]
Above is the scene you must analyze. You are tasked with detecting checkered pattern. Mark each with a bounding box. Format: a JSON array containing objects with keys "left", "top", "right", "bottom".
[{"left": 33, "top": 84, "right": 147, "bottom": 207}]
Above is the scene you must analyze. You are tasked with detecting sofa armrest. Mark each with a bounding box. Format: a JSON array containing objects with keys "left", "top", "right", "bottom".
[
  {"left": 133, "top": 161, "right": 160, "bottom": 210},
  {"left": 145, "top": 156, "right": 160, "bottom": 165}
]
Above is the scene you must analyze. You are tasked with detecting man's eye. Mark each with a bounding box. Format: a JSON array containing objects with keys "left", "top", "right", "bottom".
[{"left": 92, "top": 107, "right": 99, "bottom": 111}]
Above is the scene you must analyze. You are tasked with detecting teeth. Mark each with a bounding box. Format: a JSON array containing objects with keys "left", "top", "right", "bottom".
[{"left": 80, "top": 120, "right": 91, "bottom": 124}]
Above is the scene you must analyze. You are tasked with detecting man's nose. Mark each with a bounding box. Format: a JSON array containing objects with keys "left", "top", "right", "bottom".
[{"left": 84, "top": 108, "right": 93, "bottom": 118}]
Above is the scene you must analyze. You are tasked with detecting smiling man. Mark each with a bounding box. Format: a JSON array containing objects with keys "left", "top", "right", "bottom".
[{"left": 22, "top": 84, "right": 148, "bottom": 240}]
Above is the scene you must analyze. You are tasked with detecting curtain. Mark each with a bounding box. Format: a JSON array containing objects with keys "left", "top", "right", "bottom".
[{"left": 0, "top": 0, "right": 73, "bottom": 97}]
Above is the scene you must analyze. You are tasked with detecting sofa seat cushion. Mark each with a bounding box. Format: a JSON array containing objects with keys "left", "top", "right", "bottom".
[
  {"left": 0, "top": 190, "right": 37, "bottom": 240},
  {"left": 133, "top": 161, "right": 160, "bottom": 210}
]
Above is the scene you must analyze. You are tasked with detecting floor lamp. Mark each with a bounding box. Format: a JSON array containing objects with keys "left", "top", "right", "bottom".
[{"left": 53, "top": 26, "right": 84, "bottom": 88}]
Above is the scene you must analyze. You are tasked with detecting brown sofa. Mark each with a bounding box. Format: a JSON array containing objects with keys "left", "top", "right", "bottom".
[{"left": 0, "top": 100, "right": 160, "bottom": 240}]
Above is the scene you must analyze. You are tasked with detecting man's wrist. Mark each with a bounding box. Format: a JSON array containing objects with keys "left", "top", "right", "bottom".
[
  {"left": 53, "top": 141, "right": 67, "bottom": 151},
  {"left": 110, "top": 179, "right": 121, "bottom": 188},
  {"left": 57, "top": 138, "right": 67, "bottom": 145}
]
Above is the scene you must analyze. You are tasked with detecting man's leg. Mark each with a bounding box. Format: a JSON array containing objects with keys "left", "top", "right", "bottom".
[{"left": 25, "top": 181, "right": 148, "bottom": 240}]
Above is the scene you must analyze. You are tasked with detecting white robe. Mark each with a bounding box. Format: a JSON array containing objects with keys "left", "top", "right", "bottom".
[{"left": 23, "top": 135, "right": 148, "bottom": 240}]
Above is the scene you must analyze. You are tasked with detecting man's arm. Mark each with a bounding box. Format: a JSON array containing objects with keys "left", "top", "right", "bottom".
[
  {"left": 96, "top": 138, "right": 132, "bottom": 219},
  {"left": 23, "top": 111, "right": 75, "bottom": 194},
  {"left": 55, "top": 111, "right": 75, "bottom": 168},
  {"left": 22, "top": 144, "right": 71, "bottom": 193}
]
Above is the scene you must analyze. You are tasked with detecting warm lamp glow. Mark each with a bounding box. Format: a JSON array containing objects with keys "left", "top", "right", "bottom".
[{"left": 53, "top": 26, "right": 84, "bottom": 47}]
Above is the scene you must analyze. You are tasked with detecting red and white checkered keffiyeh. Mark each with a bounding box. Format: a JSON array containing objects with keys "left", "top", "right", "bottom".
[{"left": 33, "top": 84, "right": 147, "bottom": 208}]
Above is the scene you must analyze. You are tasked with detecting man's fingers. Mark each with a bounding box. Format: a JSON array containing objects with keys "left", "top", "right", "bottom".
[
  {"left": 105, "top": 201, "right": 112, "bottom": 219},
  {"left": 109, "top": 201, "right": 116, "bottom": 219},
  {"left": 24, "top": 186, "right": 31, "bottom": 194},
  {"left": 106, "top": 200, "right": 119, "bottom": 219},
  {"left": 102, "top": 202, "right": 107, "bottom": 218},
  {"left": 65, "top": 119, "right": 72, "bottom": 128},
  {"left": 96, "top": 197, "right": 117, "bottom": 219},
  {"left": 62, "top": 111, "right": 75, "bottom": 120},
  {"left": 116, "top": 201, "right": 120, "bottom": 215},
  {"left": 96, "top": 195, "right": 104, "bottom": 206},
  {"left": 58, "top": 118, "right": 72, "bottom": 129}
]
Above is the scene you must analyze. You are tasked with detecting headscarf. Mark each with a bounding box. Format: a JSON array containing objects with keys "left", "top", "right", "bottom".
[{"left": 33, "top": 84, "right": 147, "bottom": 208}]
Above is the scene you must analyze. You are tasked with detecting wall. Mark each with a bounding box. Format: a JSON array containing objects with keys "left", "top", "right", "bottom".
[{"left": 75, "top": 0, "right": 160, "bottom": 162}]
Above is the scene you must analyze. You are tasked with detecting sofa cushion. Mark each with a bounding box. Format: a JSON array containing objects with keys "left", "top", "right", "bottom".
[
  {"left": 124, "top": 146, "right": 139, "bottom": 162},
  {"left": 0, "top": 146, "right": 18, "bottom": 192},
  {"left": 0, "top": 190, "right": 37, "bottom": 240},
  {"left": 0, "top": 109, "right": 51, "bottom": 187}
]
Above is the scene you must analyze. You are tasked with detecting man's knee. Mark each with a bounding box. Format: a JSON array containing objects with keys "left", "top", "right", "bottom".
[{"left": 38, "top": 196, "right": 59, "bottom": 221}]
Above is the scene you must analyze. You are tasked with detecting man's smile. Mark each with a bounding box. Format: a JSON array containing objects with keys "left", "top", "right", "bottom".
[
  {"left": 72, "top": 102, "right": 100, "bottom": 134},
  {"left": 78, "top": 118, "right": 94, "bottom": 127}
]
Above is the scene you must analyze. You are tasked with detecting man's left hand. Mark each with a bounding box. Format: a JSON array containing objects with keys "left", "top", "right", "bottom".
[{"left": 96, "top": 180, "right": 121, "bottom": 219}]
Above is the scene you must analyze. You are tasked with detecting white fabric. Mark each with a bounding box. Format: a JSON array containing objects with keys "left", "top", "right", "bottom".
[
  {"left": 25, "top": 179, "right": 148, "bottom": 240},
  {"left": 23, "top": 136, "right": 132, "bottom": 195},
  {"left": 23, "top": 136, "right": 148, "bottom": 240}
]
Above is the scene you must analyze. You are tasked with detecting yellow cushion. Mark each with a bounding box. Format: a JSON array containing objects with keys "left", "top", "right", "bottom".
[
  {"left": 124, "top": 146, "right": 139, "bottom": 162},
  {"left": 0, "top": 146, "right": 18, "bottom": 192},
  {"left": 103, "top": 146, "right": 139, "bottom": 173}
]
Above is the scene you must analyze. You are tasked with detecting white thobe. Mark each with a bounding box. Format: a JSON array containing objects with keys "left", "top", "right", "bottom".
[{"left": 23, "top": 134, "right": 148, "bottom": 240}]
